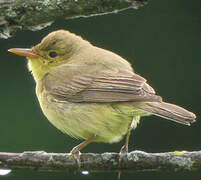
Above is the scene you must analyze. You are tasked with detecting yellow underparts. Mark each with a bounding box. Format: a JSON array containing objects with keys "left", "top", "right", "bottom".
[{"left": 27, "top": 58, "right": 52, "bottom": 82}]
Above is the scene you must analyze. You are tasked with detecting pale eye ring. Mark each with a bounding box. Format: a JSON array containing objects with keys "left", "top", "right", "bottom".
[{"left": 49, "top": 51, "right": 57, "bottom": 58}]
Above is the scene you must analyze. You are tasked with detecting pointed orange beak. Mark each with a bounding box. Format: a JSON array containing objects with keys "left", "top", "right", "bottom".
[{"left": 8, "top": 48, "right": 43, "bottom": 59}]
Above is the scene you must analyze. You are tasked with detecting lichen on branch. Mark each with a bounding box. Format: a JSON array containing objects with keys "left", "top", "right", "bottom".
[
  {"left": 0, "top": 150, "right": 201, "bottom": 172},
  {"left": 0, "top": 0, "right": 149, "bottom": 39}
]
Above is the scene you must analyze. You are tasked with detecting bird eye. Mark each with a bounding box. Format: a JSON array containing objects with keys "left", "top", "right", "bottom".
[{"left": 49, "top": 51, "right": 57, "bottom": 58}]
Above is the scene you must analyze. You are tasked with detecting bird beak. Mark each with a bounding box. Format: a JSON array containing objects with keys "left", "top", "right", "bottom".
[{"left": 8, "top": 48, "right": 43, "bottom": 59}]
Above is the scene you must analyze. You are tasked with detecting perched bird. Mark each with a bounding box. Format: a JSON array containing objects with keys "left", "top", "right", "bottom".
[{"left": 8, "top": 30, "right": 196, "bottom": 161}]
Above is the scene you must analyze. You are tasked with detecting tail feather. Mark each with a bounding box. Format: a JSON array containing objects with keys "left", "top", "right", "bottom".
[{"left": 134, "top": 102, "right": 196, "bottom": 125}]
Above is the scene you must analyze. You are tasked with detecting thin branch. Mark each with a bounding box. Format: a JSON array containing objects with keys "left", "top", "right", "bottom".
[
  {"left": 0, "top": 150, "right": 200, "bottom": 172},
  {"left": 0, "top": 0, "right": 149, "bottom": 39}
]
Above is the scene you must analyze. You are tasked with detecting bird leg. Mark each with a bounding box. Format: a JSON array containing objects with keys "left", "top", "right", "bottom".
[
  {"left": 119, "top": 121, "right": 132, "bottom": 162},
  {"left": 69, "top": 135, "right": 97, "bottom": 168},
  {"left": 118, "top": 121, "right": 132, "bottom": 179}
]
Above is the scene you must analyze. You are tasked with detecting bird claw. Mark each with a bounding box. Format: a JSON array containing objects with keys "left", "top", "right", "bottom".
[
  {"left": 68, "top": 148, "right": 81, "bottom": 168},
  {"left": 120, "top": 144, "right": 128, "bottom": 156},
  {"left": 118, "top": 145, "right": 128, "bottom": 179},
  {"left": 119, "top": 145, "right": 128, "bottom": 164}
]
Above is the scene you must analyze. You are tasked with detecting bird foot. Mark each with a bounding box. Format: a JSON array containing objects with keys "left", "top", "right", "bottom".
[
  {"left": 119, "top": 144, "right": 128, "bottom": 163},
  {"left": 120, "top": 144, "right": 128, "bottom": 155},
  {"left": 68, "top": 147, "right": 81, "bottom": 168},
  {"left": 118, "top": 145, "right": 128, "bottom": 179}
]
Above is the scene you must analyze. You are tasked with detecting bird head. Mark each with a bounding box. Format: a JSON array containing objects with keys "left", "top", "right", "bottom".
[{"left": 8, "top": 30, "right": 90, "bottom": 81}]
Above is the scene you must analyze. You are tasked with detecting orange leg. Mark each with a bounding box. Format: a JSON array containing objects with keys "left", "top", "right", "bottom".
[
  {"left": 69, "top": 135, "right": 97, "bottom": 167},
  {"left": 118, "top": 121, "right": 132, "bottom": 179},
  {"left": 120, "top": 121, "right": 132, "bottom": 156}
]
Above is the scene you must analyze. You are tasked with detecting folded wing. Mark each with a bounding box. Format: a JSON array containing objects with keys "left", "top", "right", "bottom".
[{"left": 43, "top": 64, "right": 162, "bottom": 103}]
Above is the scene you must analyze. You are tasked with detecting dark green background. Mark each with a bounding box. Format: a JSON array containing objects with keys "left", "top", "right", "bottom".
[{"left": 0, "top": 0, "right": 201, "bottom": 179}]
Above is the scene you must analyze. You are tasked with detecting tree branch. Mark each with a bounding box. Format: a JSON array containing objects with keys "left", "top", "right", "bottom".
[
  {"left": 0, "top": 150, "right": 200, "bottom": 172},
  {"left": 0, "top": 0, "right": 149, "bottom": 39}
]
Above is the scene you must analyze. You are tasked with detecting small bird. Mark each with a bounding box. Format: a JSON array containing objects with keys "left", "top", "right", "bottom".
[{"left": 8, "top": 30, "right": 196, "bottom": 161}]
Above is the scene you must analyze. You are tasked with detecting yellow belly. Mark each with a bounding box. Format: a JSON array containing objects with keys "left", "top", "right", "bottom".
[{"left": 36, "top": 86, "right": 145, "bottom": 143}]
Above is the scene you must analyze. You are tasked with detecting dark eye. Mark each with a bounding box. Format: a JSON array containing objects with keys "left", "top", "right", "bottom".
[{"left": 49, "top": 51, "right": 57, "bottom": 58}]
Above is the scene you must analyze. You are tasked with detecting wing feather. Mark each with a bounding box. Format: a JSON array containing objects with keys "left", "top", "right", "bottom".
[{"left": 43, "top": 64, "right": 162, "bottom": 103}]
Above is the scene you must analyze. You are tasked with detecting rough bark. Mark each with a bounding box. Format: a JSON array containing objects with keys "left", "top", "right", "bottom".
[
  {"left": 0, "top": 150, "right": 200, "bottom": 172},
  {"left": 0, "top": 0, "right": 149, "bottom": 39}
]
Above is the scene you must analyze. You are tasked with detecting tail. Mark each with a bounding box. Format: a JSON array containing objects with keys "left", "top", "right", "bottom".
[{"left": 134, "top": 101, "right": 196, "bottom": 125}]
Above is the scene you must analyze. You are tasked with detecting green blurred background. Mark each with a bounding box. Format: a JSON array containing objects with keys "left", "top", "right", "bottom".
[{"left": 0, "top": 0, "right": 201, "bottom": 179}]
